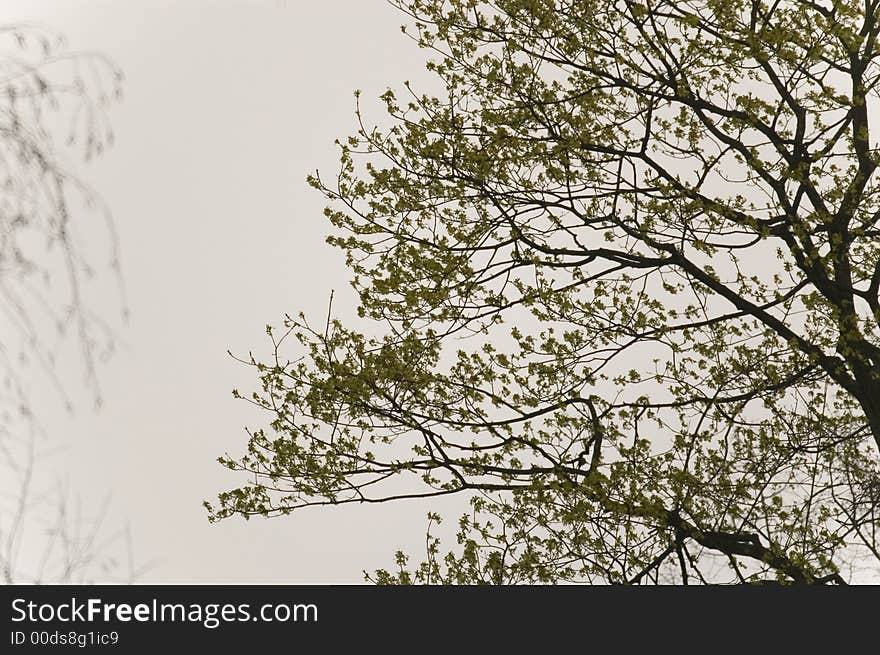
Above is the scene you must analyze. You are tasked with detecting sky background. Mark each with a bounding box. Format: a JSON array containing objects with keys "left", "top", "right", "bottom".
[{"left": 4, "top": 0, "right": 465, "bottom": 583}]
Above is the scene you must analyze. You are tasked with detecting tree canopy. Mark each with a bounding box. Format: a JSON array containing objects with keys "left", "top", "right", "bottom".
[{"left": 209, "top": 0, "right": 880, "bottom": 584}]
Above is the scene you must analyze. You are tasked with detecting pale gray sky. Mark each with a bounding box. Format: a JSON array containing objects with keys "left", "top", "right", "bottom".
[{"left": 6, "top": 0, "right": 463, "bottom": 582}]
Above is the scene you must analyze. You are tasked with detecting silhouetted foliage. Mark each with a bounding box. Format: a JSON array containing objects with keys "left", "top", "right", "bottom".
[{"left": 213, "top": 0, "right": 880, "bottom": 584}]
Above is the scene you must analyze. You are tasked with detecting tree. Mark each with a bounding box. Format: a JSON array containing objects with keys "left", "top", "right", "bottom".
[
  {"left": 0, "top": 23, "right": 130, "bottom": 583},
  {"left": 209, "top": 0, "right": 880, "bottom": 584}
]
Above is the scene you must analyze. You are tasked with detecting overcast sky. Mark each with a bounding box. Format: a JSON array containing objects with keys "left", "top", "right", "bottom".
[{"left": 5, "top": 0, "right": 466, "bottom": 583}]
